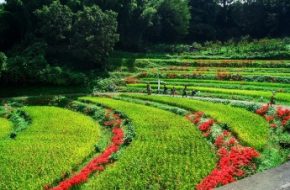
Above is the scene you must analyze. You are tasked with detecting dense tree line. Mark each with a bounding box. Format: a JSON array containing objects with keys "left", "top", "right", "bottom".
[{"left": 0, "top": 0, "right": 289, "bottom": 86}]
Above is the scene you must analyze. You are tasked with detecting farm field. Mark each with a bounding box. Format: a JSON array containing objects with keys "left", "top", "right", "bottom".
[
  {"left": 0, "top": 106, "right": 101, "bottom": 190},
  {"left": 1, "top": 54, "right": 290, "bottom": 190},
  {"left": 111, "top": 56, "right": 290, "bottom": 106},
  {"left": 2, "top": 0, "right": 290, "bottom": 189}
]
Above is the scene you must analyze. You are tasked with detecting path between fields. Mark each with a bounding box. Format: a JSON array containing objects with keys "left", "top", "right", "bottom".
[{"left": 216, "top": 161, "right": 290, "bottom": 190}]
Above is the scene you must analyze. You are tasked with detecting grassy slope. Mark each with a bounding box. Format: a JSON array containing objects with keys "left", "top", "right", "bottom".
[
  {"left": 80, "top": 97, "right": 216, "bottom": 190},
  {"left": 0, "top": 106, "right": 100, "bottom": 190},
  {"left": 0, "top": 118, "right": 12, "bottom": 139},
  {"left": 122, "top": 94, "right": 269, "bottom": 150}
]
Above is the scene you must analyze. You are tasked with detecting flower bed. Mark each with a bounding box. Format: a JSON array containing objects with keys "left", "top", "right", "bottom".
[{"left": 186, "top": 112, "right": 260, "bottom": 190}]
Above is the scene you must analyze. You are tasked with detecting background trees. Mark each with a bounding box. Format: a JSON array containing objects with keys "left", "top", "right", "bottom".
[{"left": 0, "top": 0, "right": 290, "bottom": 86}]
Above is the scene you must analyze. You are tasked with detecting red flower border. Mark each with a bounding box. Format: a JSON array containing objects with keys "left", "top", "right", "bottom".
[
  {"left": 46, "top": 110, "right": 125, "bottom": 190},
  {"left": 186, "top": 112, "right": 259, "bottom": 190}
]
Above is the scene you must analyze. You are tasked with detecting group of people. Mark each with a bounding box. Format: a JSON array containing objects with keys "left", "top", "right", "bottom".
[
  {"left": 145, "top": 83, "right": 277, "bottom": 105},
  {"left": 146, "top": 83, "right": 197, "bottom": 97}
]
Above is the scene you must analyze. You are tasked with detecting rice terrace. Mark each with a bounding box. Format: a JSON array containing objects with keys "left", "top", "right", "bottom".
[{"left": 1, "top": 0, "right": 290, "bottom": 190}]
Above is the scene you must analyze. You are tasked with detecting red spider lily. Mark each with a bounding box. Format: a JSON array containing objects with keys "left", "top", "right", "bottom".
[
  {"left": 270, "top": 123, "right": 277, "bottom": 128},
  {"left": 215, "top": 135, "right": 224, "bottom": 148},
  {"left": 256, "top": 104, "right": 270, "bottom": 116},
  {"left": 197, "top": 146, "right": 259, "bottom": 190},
  {"left": 264, "top": 115, "right": 274, "bottom": 122},
  {"left": 185, "top": 111, "right": 259, "bottom": 190},
  {"left": 223, "top": 130, "right": 231, "bottom": 137},
  {"left": 199, "top": 119, "right": 214, "bottom": 132}
]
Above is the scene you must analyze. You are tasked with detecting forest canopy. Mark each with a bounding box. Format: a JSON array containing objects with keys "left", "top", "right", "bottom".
[{"left": 0, "top": 0, "right": 290, "bottom": 86}]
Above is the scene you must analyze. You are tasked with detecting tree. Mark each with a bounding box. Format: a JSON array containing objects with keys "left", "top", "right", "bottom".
[
  {"left": 0, "top": 52, "right": 7, "bottom": 77},
  {"left": 188, "top": 0, "right": 218, "bottom": 41},
  {"left": 155, "top": 0, "right": 191, "bottom": 42},
  {"left": 34, "top": 0, "right": 73, "bottom": 45},
  {"left": 71, "top": 5, "right": 119, "bottom": 69}
]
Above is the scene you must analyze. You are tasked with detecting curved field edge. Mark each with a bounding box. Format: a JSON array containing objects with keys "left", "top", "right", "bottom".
[
  {"left": 0, "top": 106, "right": 100, "bottom": 190},
  {"left": 79, "top": 97, "right": 217, "bottom": 189},
  {"left": 120, "top": 94, "right": 269, "bottom": 150},
  {"left": 0, "top": 118, "right": 12, "bottom": 138}
]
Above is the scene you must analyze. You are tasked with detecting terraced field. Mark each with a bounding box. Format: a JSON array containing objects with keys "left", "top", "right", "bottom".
[
  {"left": 120, "top": 94, "right": 269, "bottom": 150},
  {"left": 80, "top": 97, "right": 217, "bottom": 189},
  {"left": 118, "top": 58, "right": 290, "bottom": 105},
  {"left": 1, "top": 58, "right": 290, "bottom": 190},
  {"left": 0, "top": 106, "right": 100, "bottom": 190}
]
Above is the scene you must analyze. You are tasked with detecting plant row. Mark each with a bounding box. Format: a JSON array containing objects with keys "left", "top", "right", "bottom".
[
  {"left": 78, "top": 96, "right": 217, "bottom": 189},
  {"left": 141, "top": 78, "right": 290, "bottom": 93},
  {"left": 121, "top": 94, "right": 269, "bottom": 150},
  {"left": 185, "top": 112, "right": 259, "bottom": 190},
  {"left": 138, "top": 71, "right": 290, "bottom": 83},
  {"left": 135, "top": 59, "right": 290, "bottom": 68},
  {"left": 0, "top": 106, "right": 101, "bottom": 190},
  {"left": 126, "top": 84, "right": 290, "bottom": 105},
  {"left": 159, "top": 66, "right": 290, "bottom": 73},
  {"left": 49, "top": 109, "right": 125, "bottom": 190}
]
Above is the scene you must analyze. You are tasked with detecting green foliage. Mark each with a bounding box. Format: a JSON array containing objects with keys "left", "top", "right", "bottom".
[
  {"left": 80, "top": 97, "right": 216, "bottom": 189},
  {"left": 71, "top": 5, "right": 119, "bottom": 69},
  {"left": 5, "top": 42, "right": 48, "bottom": 83},
  {"left": 0, "top": 51, "right": 6, "bottom": 76},
  {"left": 35, "top": 0, "right": 73, "bottom": 45},
  {"left": 123, "top": 94, "right": 269, "bottom": 150},
  {"left": 156, "top": 0, "right": 190, "bottom": 42},
  {"left": 9, "top": 109, "right": 31, "bottom": 136},
  {"left": 0, "top": 106, "right": 100, "bottom": 189}
]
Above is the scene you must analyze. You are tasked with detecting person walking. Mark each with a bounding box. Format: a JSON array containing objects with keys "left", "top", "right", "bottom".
[
  {"left": 182, "top": 85, "right": 188, "bottom": 97},
  {"left": 163, "top": 84, "right": 168, "bottom": 95},
  {"left": 146, "top": 83, "right": 152, "bottom": 95},
  {"left": 191, "top": 89, "right": 197, "bottom": 96},
  {"left": 171, "top": 86, "right": 176, "bottom": 97},
  {"left": 270, "top": 91, "right": 276, "bottom": 105}
]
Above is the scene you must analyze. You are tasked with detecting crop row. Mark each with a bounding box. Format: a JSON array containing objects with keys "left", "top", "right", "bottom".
[
  {"left": 135, "top": 59, "right": 290, "bottom": 68},
  {"left": 0, "top": 106, "right": 100, "bottom": 190},
  {"left": 127, "top": 84, "right": 290, "bottom": 104},
  {"left": 142, "top": 78, "right": 290, "bottom": 89},
  {"left": 160, "top": 66, "right": 290, "bottom": 73},
  {"left": 113, "top": 95, "right": 260, "bottom": 189},
  {"left": 138, "top": 71, "right": 290, "bottom": 83},
  {"left": 0, "top": 118, "right": 12, "bottom": 139},
  {"left": 79, "top": 97, "right": 217, "bottom": 189},
  {"left": 121, "top": 94, "right": 269, "bottom": 150},
  {"left": 141, "top": 78, "right": 290, "bottom": 92},
  {"left": 155, "top": 70, "right": 290, "bottom": 77}
]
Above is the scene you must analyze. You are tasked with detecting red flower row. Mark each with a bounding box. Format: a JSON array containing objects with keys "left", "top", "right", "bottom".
[
  {"left": 256, "top": 104, "right": 290, "bottom": 128},
  {"left": 186, "top": 112, "right": 259, "bottom": 190},
  {"left": 47, "top": 110, "right": 124, "bottom": 190}
]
